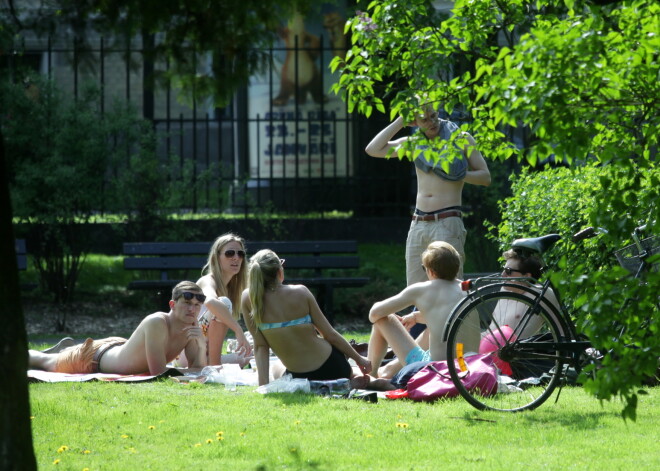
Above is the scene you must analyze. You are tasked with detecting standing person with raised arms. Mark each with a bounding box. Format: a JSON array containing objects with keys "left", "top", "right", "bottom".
[{"left": 365, "top": 102, "right": 491, "bottom": 284}]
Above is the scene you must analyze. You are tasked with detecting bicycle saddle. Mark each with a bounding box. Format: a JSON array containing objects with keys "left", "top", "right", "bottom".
[{"left": 511, "top": 234, "right": 561, "bottom": 255}]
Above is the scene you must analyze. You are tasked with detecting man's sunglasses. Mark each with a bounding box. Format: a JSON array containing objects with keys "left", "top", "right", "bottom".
[
  {"left": 179, "top": 292, "right": 206, "bottom": 303},
  {"left": 224, "top": 249, "right": 246, "bottom": 258},
  {"left": 502, "top": 267, "right": 524, "bottom": 276}
]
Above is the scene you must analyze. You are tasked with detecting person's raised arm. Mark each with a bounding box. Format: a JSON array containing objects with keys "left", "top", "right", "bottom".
[
  {"left": 365, "top": 116, "right": 409, "bottom": 158},
  {"left": 183, "top": 315, "right": 207, "bottom": 369},
  {"left": 143, "top": 316, "right": 170, "bottom": 375},
  {"left": 241, "top": 290, "right": 271, "bottom": 385},
  {"left": 368, "top": 285, "right": 420, "bottom": 324},
  {"left": 201, "top": 293, "right": 252, "bottom": 361},
  {"left": 461, "top": 133, "right": 491, "bottom": 186},
  {"left": 304, "top": 288, "right": 372, "bottom": 375}
]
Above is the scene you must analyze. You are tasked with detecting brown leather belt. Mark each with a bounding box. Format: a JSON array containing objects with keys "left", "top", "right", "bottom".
[{"left": 412, "top": 210, "right": 462, "bottom": 222}]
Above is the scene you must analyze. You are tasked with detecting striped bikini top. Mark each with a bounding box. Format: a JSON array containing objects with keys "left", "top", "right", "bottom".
[{"left": 259, "top": 314, "right": 313, "bottom": 331}]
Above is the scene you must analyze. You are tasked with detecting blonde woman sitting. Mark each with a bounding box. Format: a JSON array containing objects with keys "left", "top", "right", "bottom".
[
  {"left": 176, "top": 233, "right": 252, "bottom": 367},
  {"left": 242, "top": 249, "right": 371, "bottom": 386}
]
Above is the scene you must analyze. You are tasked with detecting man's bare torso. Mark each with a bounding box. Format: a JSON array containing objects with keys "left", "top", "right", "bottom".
[
  {"left": 99, "top": 313, "right": 190, "bottom": 375},
  {"left": 415, "top": 167, "right": 465, "bottom": 211}
]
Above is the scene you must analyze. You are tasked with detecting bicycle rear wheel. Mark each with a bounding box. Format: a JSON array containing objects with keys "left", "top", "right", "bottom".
[{"left": 446, "top": 290, "right": 567, "bottom": 412}]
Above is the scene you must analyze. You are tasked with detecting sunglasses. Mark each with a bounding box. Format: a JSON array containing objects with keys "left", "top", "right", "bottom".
[
  {"left": 179, "top": 292, "right": 206, "bottom": 303},
  {"left": 224, "top": 249, "right": 246, "bottom": 258},
  {"left": 502, "top": 267, "right": 524, "bottom": 276}
]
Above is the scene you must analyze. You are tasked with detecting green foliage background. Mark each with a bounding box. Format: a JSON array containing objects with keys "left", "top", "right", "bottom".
[
  {"left": 492, "top": 165, "right": 659, "bottom": 420},
  {"left": 333, "top": 0, "right": 660, "bottom": 418}
]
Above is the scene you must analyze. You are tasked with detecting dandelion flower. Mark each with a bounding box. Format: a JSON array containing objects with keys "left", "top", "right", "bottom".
[
  {"left": 216, "top": 431, "right": 224, "bottom": 437},
  {"left": 239, "top": 432, "right": 246, "bottom": 437},
  {"left": 121, "top": 434, "right": 130, "bottom": 439},
  {"left": 52, "top": 458, "right": 60, "bottom": 465},
  {"left": 148, "top": 425, "right": 156, "bottom": 430},
  {"left": 206, "top": 439, "right": 213, "bottom": 444},
  {"left": 294, "top": 420, "right": 301, "bottom": 425},
  {"left": 57, "top": 446, "right": 69, "bottom": 453},
  {"left": 194, "top": 443, "right": 202, "bottom": 447},
  {"left": 396, "top": 422, "right": 409, "bottom": 429},
  {"left": 30, "top": 416, "right": 35, "bottom": 420},
  {"left": 217, "top": 436, "right": 225, "bottom": 441},
  {"left": 83, "top": 468, "right": 90, "bottom": 471}
]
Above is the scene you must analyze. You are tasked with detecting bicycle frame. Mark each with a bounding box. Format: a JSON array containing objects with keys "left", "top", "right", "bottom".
[{"left": 442, "top": 276, "right": 589, "bottom": 366}]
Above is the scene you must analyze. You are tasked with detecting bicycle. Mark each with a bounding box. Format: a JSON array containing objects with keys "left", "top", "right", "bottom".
[{"left": 441, "top": 225, "right": 658, "bottom": 412}]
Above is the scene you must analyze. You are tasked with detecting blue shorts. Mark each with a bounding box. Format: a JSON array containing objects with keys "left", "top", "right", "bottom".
[
  {"left": 390, "top": 360, "right": 431, "bottom": 388},
  {"left": 405, "top": 346, "right": 431, "bottom": 364}
]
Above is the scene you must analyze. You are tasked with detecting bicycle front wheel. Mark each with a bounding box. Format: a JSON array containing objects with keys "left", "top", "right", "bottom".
[{"left": 446, "top": 290, "right": 567, "bottom": 412}]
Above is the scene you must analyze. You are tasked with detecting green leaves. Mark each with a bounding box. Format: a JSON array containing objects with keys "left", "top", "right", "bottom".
[
  {"left": 494, "top": 164, "right": 660, "bottom": 420},
  {"left": 335, "top": 0, "right": 659, "bottom": 173}
]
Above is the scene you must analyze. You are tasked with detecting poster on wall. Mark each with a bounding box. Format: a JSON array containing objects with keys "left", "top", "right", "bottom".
[{"left": 248, "top": 3, "right": 351, "bottom": 179}]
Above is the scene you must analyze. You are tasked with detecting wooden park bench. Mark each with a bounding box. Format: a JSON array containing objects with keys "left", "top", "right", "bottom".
[{"left": 122, "top": 240, "right": 370, "bottom": 323}]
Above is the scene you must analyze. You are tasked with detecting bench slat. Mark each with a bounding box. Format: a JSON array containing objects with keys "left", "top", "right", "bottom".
[
  {"left": 124, "top": 257, "right": 207, "bottom": 270},
  {"left": 128, "top": 277, "right": 371, "bottom": 291},
  {"left": 123, "top": 240, "right": 358, "bottom": 256},
  {"left": 124, "top": 255, "right": 361, "bottom": 270}
]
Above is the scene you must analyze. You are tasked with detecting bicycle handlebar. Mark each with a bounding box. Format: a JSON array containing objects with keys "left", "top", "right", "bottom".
[{"left": 572, "top": 227, "right": 597, "bottom": 242}]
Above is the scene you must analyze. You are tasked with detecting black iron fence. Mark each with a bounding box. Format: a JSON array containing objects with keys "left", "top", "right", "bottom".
[{"left": 4, "top": 34, "right": 413, "bottom": 217}]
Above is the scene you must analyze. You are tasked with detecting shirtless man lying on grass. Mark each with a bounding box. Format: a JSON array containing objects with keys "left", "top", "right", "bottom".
[{"left": 28, "top": 281, "right": 208, "bottom": 376}]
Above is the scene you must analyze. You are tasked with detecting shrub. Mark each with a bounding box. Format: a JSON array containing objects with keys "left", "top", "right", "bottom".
[{"left": 492, "top": 163, "right": 659, "bottom": 420}]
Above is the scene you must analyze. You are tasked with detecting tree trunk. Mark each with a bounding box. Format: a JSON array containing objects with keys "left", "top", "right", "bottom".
[{"left": 0, "top": 130, "right": 37, "bottom": 469}]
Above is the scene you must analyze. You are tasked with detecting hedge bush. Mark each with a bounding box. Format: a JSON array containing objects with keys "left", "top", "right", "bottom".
[{"left": 491, "top": 163, "right": 659, "bottom": 420}]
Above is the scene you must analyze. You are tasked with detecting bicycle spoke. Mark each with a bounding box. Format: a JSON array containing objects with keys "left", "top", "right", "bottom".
[{"left": 447, "top": 289, "right": 565, "bottom": 412}]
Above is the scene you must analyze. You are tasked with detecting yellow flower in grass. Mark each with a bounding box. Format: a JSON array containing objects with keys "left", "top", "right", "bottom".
[
  {"left": 217, "top": 436, "right": 225, "bottom": 441},
  {"left": 52, "top": 458, "right": 60, "bottom": 465},
  {"left": 83, "top": 468, "right": 90, "bottom": 471},
  {"left": 82, "top": 450, "right": 91, "bottom": 454},
  {"left": 294, "top": 420, "right": 301, "bottom": 425},
  {"left": 396, "top": 422, "right": 409, "bottom": 429},
  {"left": 239, "top": 432, "right": 246, "bottom": 437},
  {"left": 216, "top": 431, "right": 224, "bottom": 437},
  {"left": 121, "top": 434, "right": 130, "bottom": 439},
  {"left": 148, "top": 425, "right": 156, "bottom": 430},
  {"left": 57, "top": 446, "right": 69, "bottom": 453},
  {"left": 206, "top": 439, "right": 213, "bottom": 444},
  {"left": 194, "top": 443, "right": 202, "bottom": 448}
]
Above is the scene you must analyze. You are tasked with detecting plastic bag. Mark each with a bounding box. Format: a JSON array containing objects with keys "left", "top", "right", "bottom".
[
  {"left": 255, "top": 374, "right": 311, "bottom": 394},
  {"left": 201, "top": 364, "right": 258, "bottom": 387}
]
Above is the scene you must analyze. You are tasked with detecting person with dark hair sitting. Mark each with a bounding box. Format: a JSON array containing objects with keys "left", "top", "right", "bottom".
[
  {"left": 493, "top": 249, "right": 560, "bottom": 338},
  {"left": 28, "top": 281, "right": 208, "bottom": 376}
]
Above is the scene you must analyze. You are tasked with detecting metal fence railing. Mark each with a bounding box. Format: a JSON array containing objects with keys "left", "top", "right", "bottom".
[{"left": 4, "top": 34, "right": 413, "bottom": 217}]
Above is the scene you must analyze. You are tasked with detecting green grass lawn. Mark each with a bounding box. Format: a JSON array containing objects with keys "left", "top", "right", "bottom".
[
  {"left": 23, "top": 246, "right": 660, "bottom": 470},
  {"left": 29, "top": 381, "right": 659, "bottom": 470}
]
